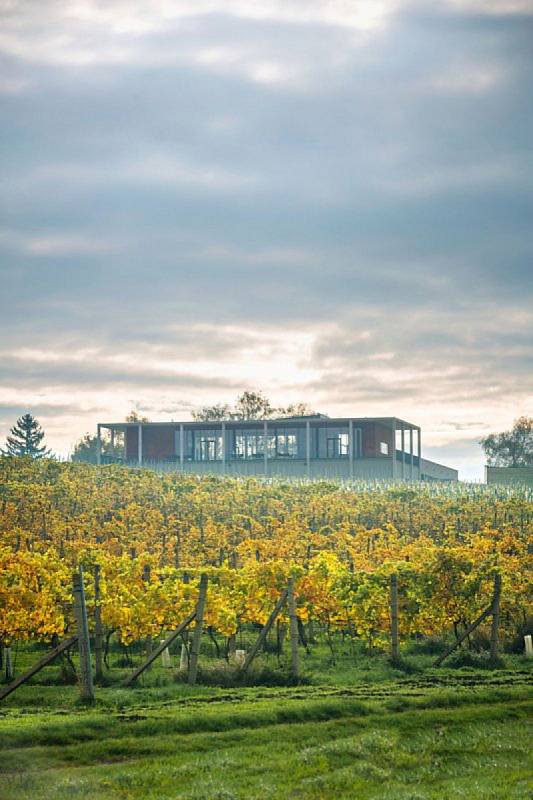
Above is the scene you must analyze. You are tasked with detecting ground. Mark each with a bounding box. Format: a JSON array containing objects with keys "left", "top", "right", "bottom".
[{"left": 1, "top": 645, "right": 532, "bottom": 800}]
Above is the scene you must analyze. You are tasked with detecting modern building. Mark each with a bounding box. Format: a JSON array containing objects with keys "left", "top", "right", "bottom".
[{"left": 96, "top": 415, "right": 458, "bottom": 481}]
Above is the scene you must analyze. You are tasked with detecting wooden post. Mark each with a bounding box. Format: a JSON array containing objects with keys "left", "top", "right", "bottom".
[
  {"left": 287, "top": 577, "right": 300, "bottom": 680},
  {"left": 142, "top": 564, "right": 153, "bottom": 669},
  {"left": 123, "top": 611, "right": 196, "bottom": 686},
  {"left": 94, "top": 565, "right": 104, "bottom": 682},
  {"left": 188, "top": 574, "right": 208, "bottom": 685},
  {"left": 490, "top": 573, "right": 502, "bottom": 661},
  {"left": 241, "top": 589, "right": 288, "bottom": 673},
  {"left": 72, "top": 568, "right": 95, "bottom": 702},
  {"left": 0, "top": 636, "right": 78, "bottom": 702},
  {"left": 4, "top": 647, "right": 13, "bottom": 682},
  {"left": 434, "top": 605, "right": 493, "bottom": 667},
  {"left": 390, "top": 573, "right": 399, "bottom": 661}
]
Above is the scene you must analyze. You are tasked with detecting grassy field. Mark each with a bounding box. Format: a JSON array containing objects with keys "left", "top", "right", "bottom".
[{"left": 2, "top": 646, "right": 532, "bottom": 800}]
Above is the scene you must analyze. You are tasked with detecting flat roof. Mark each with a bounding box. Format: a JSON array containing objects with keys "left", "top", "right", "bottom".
[{"left": 99, "top": 416, "right": 420, "bottom": 431}]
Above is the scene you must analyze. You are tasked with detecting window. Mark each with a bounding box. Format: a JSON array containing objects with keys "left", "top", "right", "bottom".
[
  {"left": 275, "top": 431, "right": 298, "bottom": 457},
  {"left": 379, "top": 441, "right": 389, "bottom": 455},
  {"left": 234, "top": 432, "right": 264, "bottom": 459},
  {"left": 194, "top": 430, "right": 222, "bottom": 461},
  {"left": 327, "top": 433, "right": 349, "bottom": 458}
]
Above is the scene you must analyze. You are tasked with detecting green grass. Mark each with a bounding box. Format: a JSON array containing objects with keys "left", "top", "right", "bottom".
[
  {"left": 1, "top": 665, "right": 532, "bottom": 799},
  {"left": 1, "top": 641, "right": 532, "bottom": 799}
]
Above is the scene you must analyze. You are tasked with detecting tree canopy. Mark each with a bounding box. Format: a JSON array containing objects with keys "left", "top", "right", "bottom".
[
  {"left": 480, "top": 416, "right": 533, "bottom": 467},
  {"left": 192, "top": 391, "right": 319, "bottom": 422},
  {"left": 2, "top": 413, "right": 51, "bottom": 458}
]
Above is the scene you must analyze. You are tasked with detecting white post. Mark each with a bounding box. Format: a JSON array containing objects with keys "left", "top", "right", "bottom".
[
  {"left": 306, "top": 420, "right": 311, "bottom": 478},
  {"left": 349, "top": 419, "right": 354, "bottom": 479},
  {"left": 96, "top": 424, "right": 102, "bottom": 466},
  {"left": 391, "top": 420, "right": 397, "bottom": 479},
  {"left": 221, "top": 421, "right": 226, "bottom": 475},
  {"left": 161, "top": 641, "right": 171, "bottom": 668},
  {"left": 180, "top": 423, "right": 184, "bottom": 471},
  {"left": 264, "top": 420, "right": 268, "bottom": 476},
  {"left": 401, "top": 422, "right": 405, "bottom": 480},
  {"left": 180, "top": 643, "right": 188, "bottom": 670},
  {"left": 409, "top": 427, "right": 414, "bottom": 480},
  {"left": 138, "top": 424, "right": 142, "bottom": 466},
  {"left": 525, "top": 635, "right": 533, "bottom": 658}
]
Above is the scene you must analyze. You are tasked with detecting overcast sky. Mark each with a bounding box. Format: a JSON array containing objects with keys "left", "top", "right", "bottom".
[{"left": 1, "top": 0, "right": 532, "bottom": 479}]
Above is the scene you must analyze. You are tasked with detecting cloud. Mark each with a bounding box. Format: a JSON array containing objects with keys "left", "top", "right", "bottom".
[{"left": 0, "top": 0, "right": 532, "bottom": 478}]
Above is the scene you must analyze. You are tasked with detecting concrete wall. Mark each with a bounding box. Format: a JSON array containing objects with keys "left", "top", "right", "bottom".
[
  {"left": 485, "top": 466, "right": 533, "bottom": 487},
  {"left": 420, "top": 458, "right": 458, "bottom": 481}
]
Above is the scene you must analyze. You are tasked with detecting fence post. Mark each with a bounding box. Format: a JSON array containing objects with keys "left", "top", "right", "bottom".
[
  {"left": 390, "top": 573, "right": 399, "bottom": 662},
  {"left": 4, "top": 647, "right": 13, "bottom": 682},
  {"left": 94, "top": 565, "right": 103, "bottom": 682},
  {"left": 188, "top": 574, "right": 208, "bottom": 685},
  {"left": 72, "top": 568, "right": 95, "bottom": 702},
  {"left": 490, "top": 573, "right": 502, "bottom": 661},
  {"left": 287, "top": 577, "right": 299, "bottom": 680}
]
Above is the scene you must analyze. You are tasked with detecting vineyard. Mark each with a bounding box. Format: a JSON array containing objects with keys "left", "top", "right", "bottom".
[
  {"left": 1, "top": 458, "right": 533, "bottom": 799},
  {"left": 1, "top": 457, "right": 532, "bottom": 678}
]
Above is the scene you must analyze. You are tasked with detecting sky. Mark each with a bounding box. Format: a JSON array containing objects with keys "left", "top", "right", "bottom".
[{"left": 1, "top": 0, "right": 532, "bottom": 480}]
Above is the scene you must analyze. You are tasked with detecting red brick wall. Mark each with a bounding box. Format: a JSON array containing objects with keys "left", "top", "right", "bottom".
[
  {"left": 361, "top": 422, "right": 393, "bottom": 457},
  {"left": 143, "top": 426, "right": 176, "bottom": 460},
  {"left": 125, "top": 427, "right": 138, "bottom": 461},
  {"left": 125, "top": 425, "right": 176, "bottom": 461}
]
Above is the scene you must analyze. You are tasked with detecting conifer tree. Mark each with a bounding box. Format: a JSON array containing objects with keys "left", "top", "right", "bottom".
[{"left": 2, "top": 413, "right": 51, "bottom": 458}]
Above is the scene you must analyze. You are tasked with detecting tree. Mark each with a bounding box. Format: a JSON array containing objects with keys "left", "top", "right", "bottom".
[
  {"left": 2, "top": 413, "right": 51, "bottom": 458},
  {"left": 480, "top": 416, "right": 533, "bottom": 467},
  {"left": 125, "top": 410, "right": 150, "bottom": 423},
  {"left": 233, "top": 391, "right": 274, "bottom": 420},
  {"left": 192, "top": 392, "right": 319, "bottom": 422}
]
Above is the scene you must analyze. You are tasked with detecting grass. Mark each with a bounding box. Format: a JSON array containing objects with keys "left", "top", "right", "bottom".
[
  {"left": 1, "top": 638, "right": 532, "bottom": 798},
  {"left": 1, "top": 645, "right": 532, "bottom": 799}
]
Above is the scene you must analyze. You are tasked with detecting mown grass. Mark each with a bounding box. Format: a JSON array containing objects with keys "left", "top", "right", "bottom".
[
  {"left": 1, "top": 667, "right": 532, "bottom": 799},
  {"left": 1, "top": 641, "right": 532, "bottom": 799}
]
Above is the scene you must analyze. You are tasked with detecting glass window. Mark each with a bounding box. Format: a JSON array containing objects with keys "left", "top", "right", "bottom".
[
  {"left": 194, "top": 430, "right": 222, "bottom": 461},
  {"left": 380, "top": 441, "right": 389, "bottom": 455},
  {"left": 234, "top": 431, "right": 265, "bottom": 459},
  {"left": 327, "top": 433, "right": 349, "bottom": 458},
  {"left": 275, "top": 430, "right": 298, "bottom": 457}
]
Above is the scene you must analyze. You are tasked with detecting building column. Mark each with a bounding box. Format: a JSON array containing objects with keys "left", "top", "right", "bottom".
[
  {"left": 138, "top": 424, "right": 142, "bottom": 466},
  {"left": 417, "top": 427, "right": 422, "bottom": 480},
  {"left": 401, "top": 423, "right": 405, "bottom": 479},
  {"left": 110, "top": 428, "right": 115, "bottom": 457},
  {"left": 409, "top": 427, "right": 414, "bottom": 480},
  {"left": 96, "top": 424, "right": 102, "bottom": 466},
  {"left": 306, "top": 420, "right": 311, "bottom": 478},
  {"left": 179, "top": 424, "right": 184, "bottom": 471},
  {"left": 391, "top": 419, "right": 397, "bottom": 479},
  {"left": 349, "top": 419, "right": 354, "bottom": 480},
  {"left": 263, "top": 420, "right": 268, "bottom": 476},
  {"left": 221, "top": 422, "right": 226, "bottom": 475}
]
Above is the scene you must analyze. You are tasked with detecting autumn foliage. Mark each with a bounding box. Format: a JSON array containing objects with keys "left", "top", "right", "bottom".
[{"left": 0, "top": 458, "right": 531, "bottom": 650}]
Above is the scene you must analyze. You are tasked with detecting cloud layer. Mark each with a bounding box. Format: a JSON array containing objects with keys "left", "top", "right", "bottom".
[{"left": 1, "top": 0, "right": 532, "bottom": 478}]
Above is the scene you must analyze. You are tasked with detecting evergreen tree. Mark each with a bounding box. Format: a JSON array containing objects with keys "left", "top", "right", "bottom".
[{"left": 2, "top": 413, "right": 51, "bottom": 458}]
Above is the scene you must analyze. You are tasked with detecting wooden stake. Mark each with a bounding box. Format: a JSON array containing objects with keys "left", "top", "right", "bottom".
[
  {"left": 287, "top": 577, "right": 299, "bottom": 680},
  {"left": 0, "top": 637, "right": 78, "bottom": 703},
  {"left": 123, "top": 610, "right": 196, "bottom": 686},
  {"left": 241, "top": 589, "right": 288, "bottom": 674},
  {"left": 4, "top": 647, "right": 13, "bottom": 682},
  {"left": 188, "top": 574, "right": 208, "bottom": 685},
  {"left": 434, "top": 605, "right": 493, "bottom": 667},
  {"left": 72, "top": 568, "right": 95, "bottom": 702},
  {"left": 490, "top": 573, "right": 502, "bottom": 661},
  {"left": 390, "top": 573, "right": 400, "bottom": 661},
  {"left": 94, "top": 565, "right": 103, "bottom": 682}
]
